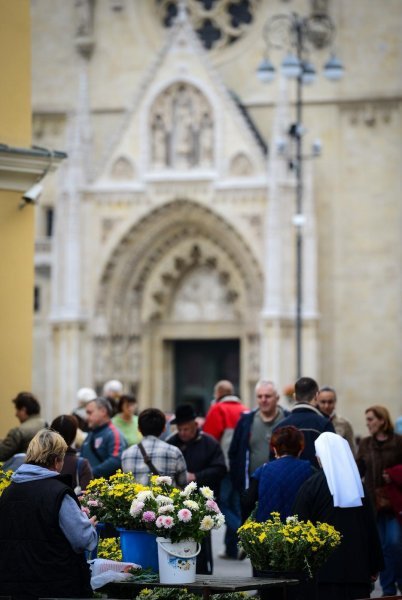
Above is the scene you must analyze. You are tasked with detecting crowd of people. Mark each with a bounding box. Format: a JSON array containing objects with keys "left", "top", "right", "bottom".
[{"left": 0, "top": 376, "right": 401, "bottom": 600}]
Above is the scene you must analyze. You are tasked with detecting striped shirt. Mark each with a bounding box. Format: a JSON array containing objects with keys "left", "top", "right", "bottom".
[{"left": 122, "top": 435, "right": 187, "bottom": 488}]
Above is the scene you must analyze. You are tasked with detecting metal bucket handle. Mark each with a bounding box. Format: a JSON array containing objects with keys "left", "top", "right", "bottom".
[{"left": 157, "top": 539, "right": 201, "bottom": 559}]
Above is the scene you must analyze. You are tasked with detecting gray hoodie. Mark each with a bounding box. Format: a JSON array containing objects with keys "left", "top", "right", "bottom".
[{"left": 12, "top": 464, "right": 97, "bottom": 553}]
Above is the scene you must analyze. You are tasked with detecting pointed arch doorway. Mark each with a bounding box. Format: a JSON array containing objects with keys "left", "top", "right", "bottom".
[{"left": 173, "top": 338, "right": 240, "bottom": 416}]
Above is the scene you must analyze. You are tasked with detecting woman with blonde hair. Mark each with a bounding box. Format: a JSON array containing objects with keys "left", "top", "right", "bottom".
[
  {"left": 0, "top": 429, "right": 97, "bottom": 599},
  {"left": 357, "top": 405, "right": 402, "bottom": 596}
]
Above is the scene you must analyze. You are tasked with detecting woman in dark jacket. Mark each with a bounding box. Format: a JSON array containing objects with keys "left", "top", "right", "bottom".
[
  {"left": 241, "top": 426, "right": 313, "bottom": 523},
  {"left": 356, "top": 405, "right": 402, "bottom": 596},
  {"left": 51, "top": 414, "right": 93, "bottom": 493},
  {"left": 293, "top": 432, "right": 383, "bottom": 600}
]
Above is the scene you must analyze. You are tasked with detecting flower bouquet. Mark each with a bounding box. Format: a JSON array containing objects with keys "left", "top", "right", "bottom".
[
  {"left": 238, "top": 512, "right": 341, "bottom": 578},
  {"left": 0, "top": 468, "right": 12, "bottom": 496},
  {"left": 129, "top": 476, "right": 225, "bottom": 543},
  {"left": 80, "top": 470, "right": 149, "bottom": 529}
]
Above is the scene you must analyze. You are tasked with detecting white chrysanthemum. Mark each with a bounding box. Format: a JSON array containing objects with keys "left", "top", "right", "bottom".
[
  {"left": 286, "top": 515, "right": 298, "bottom": 524},
  {"left": 183, "top": 499, "right": 199, "bottom": 511},
  {"left": 200, "top": 486, "right": 214, "bottom": 499},
  {"left": 158, "top": 504, "right": 174, "bottom": 514},
  {"left": 156, "top": 494, "right": 173, "bottom": 505},
  {"left": 155, "top": 476, "right": 172, "bottom": 486},
  {"left": 213, "top": 513, "right": 225, "bottom": 529},
  {"left": 180, "top": 481, "right": 197, "bottom": 497},
  {"left": 137, "top": 490, "right": 154, "bottom": 502},
  {"left": 200, "top": 515, "right": 215, "bottom": 531},
  {"left": 129, "top": 500, "right": 145, "bottom": 516}
]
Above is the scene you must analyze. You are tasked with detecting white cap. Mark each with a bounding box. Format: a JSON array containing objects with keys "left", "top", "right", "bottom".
[
  {"left": 76, "top": 387, "right": 97, "bottom": 406},
  {"left": 102, "top": 380, "right": 123, "bottom": 395}
]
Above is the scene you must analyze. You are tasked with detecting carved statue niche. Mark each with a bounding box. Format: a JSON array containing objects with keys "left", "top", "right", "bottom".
[
  {"left": 74, "top": 0, "right": 95, "bottom": 57},
  {"left": 198, "top": 112, "right": 214, "bottom": 167},
  {"left": 172, "top": 86, "right": 195, "bottom": 169},
  {"left": 151, "top": 114, "right": 168, "bottom": 168},
  {"left": 111, "top": 156, "right": 135, "bottom": 180},
  {"left": 229, "top": 152, "right": 254, "bottom": 176},
  {"left": 149, "top": 83, "right": 214, "bottom": 171}
]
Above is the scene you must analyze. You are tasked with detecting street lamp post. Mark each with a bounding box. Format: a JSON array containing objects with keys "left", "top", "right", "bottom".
[{"left": 257, "top": 9, "right": 344, "bottom": 379}]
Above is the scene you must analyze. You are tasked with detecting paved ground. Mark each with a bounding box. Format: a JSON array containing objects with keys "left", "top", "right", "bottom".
[{"left": 211, "top": 527, "right": 382, "bottom": 598}]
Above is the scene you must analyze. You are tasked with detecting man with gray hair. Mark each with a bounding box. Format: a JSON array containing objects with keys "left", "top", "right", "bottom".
[
  {"left": 81, "top": 397, "right": 127, "bottom": 477},
  {"left": 102, "top": 379, "right": 123, "bottom": 416},
  {"left": 317, "top": 385, "right": 356, "bottom": 456},
  {"left": 229, "top": 380, "right": 288, "bottom": 494}
]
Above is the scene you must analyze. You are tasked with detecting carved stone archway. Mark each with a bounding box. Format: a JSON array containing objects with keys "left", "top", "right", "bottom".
[{"left": 93, "top": 199, "right": 263, "bottom": 407}]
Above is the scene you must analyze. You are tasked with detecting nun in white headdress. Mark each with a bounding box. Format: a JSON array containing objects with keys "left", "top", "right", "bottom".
[{"left": 292, "top": 432, "right": 383, "bottom": 600}]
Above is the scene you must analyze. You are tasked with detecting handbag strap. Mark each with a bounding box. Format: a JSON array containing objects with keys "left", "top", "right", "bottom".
[{"left": 137, "top": 442, "right": 160, "bottom": 476}]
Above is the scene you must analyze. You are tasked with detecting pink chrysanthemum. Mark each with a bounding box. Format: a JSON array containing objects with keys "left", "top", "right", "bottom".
[
  {"left": 177, "top": 508, "right": 192, "bottom": 522},
  {"left": 162, "top": 516, "right": 174, "bottom": 528},
  {"left": 206, "top": 499, "right": 219, "bottom": 513},
  {"left": 142, "top": 511, "right": 156, "bottom": 522}
]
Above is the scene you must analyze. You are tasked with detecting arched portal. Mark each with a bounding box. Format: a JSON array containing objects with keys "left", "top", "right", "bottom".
[{"left": 93, "top": 199, "right": 263, "bottom": 410}]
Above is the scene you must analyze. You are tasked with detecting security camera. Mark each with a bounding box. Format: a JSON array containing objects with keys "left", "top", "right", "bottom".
[{"left": 22, "top": 182, "right": 43, "bottom": 205}]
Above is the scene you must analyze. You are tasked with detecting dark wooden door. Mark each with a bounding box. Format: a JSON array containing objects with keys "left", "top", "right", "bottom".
[{"left": 174, "top": 339, "right": 240, "bottom": 416}]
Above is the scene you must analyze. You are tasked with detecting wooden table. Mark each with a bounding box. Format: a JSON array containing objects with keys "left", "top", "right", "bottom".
[{"left": 101, "top": 574, "right": 299, "bottom": 599}]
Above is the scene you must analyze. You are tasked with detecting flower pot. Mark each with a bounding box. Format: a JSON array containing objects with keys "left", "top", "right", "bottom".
[
  {"left": 117, "top": 528, "right": 159, "bottom": 571},
  {"left": 156, "top": 537, "right": 201, "bottom": 584}
]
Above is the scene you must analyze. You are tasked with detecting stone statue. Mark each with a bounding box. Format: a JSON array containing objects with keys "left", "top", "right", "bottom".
[
  {"left": 172, "top": 88, "right": 194, "bottom": 168},
  {"left": 152, "top": 114, "right": 167, "bottom": 168},
  {"left": 198, "top": 113, "right": 213, "bottom": 166}
]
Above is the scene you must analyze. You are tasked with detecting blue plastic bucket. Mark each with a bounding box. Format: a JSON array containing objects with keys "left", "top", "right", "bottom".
[{"left": 117, "top": 528, "right": 159, "bottom": 571}]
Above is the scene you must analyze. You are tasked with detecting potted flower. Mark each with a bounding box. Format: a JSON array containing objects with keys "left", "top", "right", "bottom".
[
  {"left": 129, "top": 476, "right": 225, "bottom": 583},
  {"left": 80, "top": 470, "right": 149, "bottom": 528},
  {"left": 0, "top": 468, "right": 12, "bottom": 496},
  {"left": 80, "top": 470, "right": 158, "bottom": 569},
  {"left": 238, "top": 512, "right": 341, "bottom": 579}
]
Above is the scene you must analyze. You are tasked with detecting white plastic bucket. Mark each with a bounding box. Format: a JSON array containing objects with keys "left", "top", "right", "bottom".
[{"left": 156, "top": 537, "right": 201, "bottom": 584}]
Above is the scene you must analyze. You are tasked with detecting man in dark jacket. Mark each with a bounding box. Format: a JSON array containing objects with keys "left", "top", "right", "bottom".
[
  {"left": 229, "top": 380, "right": 288, "bottom": 494},
  {"left": 168, "top": 404, "right": 226, "bottom": 573},
  {"left": 271, "top": 377, "right": 335, "bottom": 467}
]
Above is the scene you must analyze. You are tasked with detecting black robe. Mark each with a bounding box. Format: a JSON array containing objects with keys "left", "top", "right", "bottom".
[{"left": 292, "top": 470, "right": 384, "bottom": 599}]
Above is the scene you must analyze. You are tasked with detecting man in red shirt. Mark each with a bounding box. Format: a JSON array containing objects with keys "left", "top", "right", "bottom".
[{"left": 203, "top": 380, "right": 248, "bottom": 559}]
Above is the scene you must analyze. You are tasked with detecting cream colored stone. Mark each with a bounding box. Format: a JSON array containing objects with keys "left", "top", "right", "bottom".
[{"left": 30, "top": 1, "right": 402, "bottom": 435}]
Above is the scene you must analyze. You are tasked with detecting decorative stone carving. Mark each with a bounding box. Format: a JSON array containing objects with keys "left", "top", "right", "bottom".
[
  {"left": 110, "top": 156, "right": 135, "bottom": 180},
  {"left": 199, "top": 113, "right": 214, "bottom": 166},
  {"left": 150, "top": 83, "right": 214, "bottom": 170},
  {"left": 151, "top": 114, "right": 167, "bottom": 167},
  {"left": 229, "top": 152, "right": 254, "bottom": 176},
  {"left": 173, "top": 87, "right": 195, "bottom": 168},
  {"left": 341, "top": 102, "right": 398, "bottom": 127},
  {"left": 157, "top": 0, "right": 261, "bottom": 52},
  {"left": 74, "top": 0, "right": 95, "bottom": 57},
  {"left": 171, "top": 266, "right": 238, "bottom": 321},
  {"left": 101, "top": 217, "right": 122, "bottom": 242},
  {"left": 247, "top": 334, "right": 260, "bottom": 380}
]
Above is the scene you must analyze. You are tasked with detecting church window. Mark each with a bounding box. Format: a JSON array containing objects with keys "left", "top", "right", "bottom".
[{"left": 156, "top": 0, "right": 260, "bottom": 51}]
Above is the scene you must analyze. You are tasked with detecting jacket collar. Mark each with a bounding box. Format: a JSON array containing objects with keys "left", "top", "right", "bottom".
[{"left": 291, "top": 402, "right": 325, "bottom": 417}]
